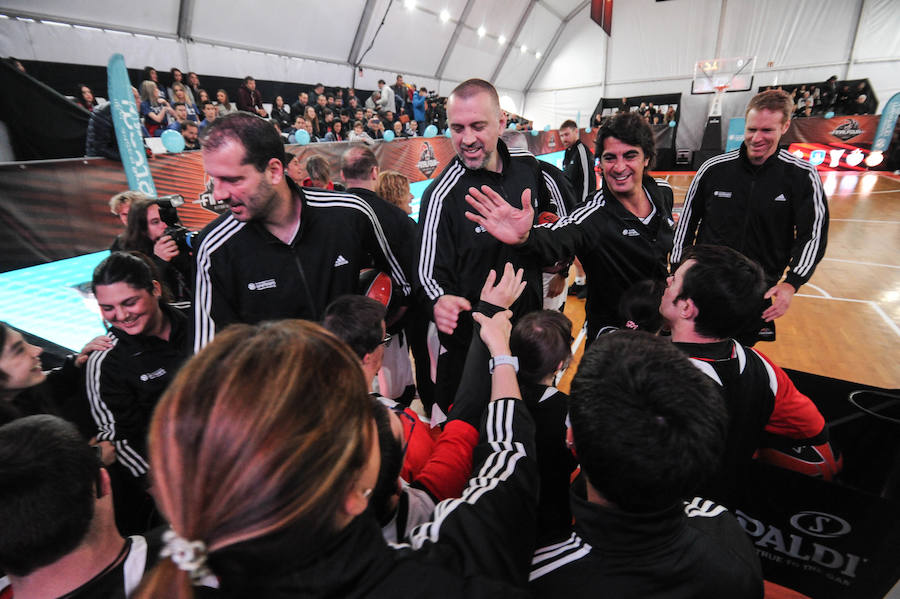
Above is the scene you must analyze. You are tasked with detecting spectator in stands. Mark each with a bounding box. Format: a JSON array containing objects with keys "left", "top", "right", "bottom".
[
  {"left": 390, "top": 120, "right": 405, "bottom": 139},
  {"left": 283, "top": 151, "right": 302, "bottom": 182},
  {"left": 271, "top": 95, "right": 292, "bottom": 130},
  {"left": 377, "top": 79, "right": 395, "bottom": 114},
  {"left": 382, "top": 110, "right": 396, "bottom": 131},
  {"left": 167, "top": 68, "right": 194, "bottom": 107},
  {"left": 302, "top": 155, "right": 335, "bottom": 189},
  {"left": 331, "top": 119, "right": 345, "bottom": 142},
  {"left": 136, "top": 312, "right": 536, "bottom": 597},
  {"left": 529, "top": 331, "right": 763, "bottom": 597},
  {"left": 322, "top": 108, "right": 336, "bottom": 136},
  {"left": 406, "top": 119, "right": 419, "bottom": 137},
  {"left": 0, "top": 415, "right": 162, "bottom": 599},
  {"left": 181, "top": 120, "right": 200, "bottom": 150},
  {"left": 392, "top": 74, "right": 409, "bottom": 113},
  {"left": 236, "top": 76, "right": 267, "bottom": 117},
  {"left": 196, "top": 89, "right": 209, "bottom": 106},
  {"left": 199, "top": 101, "right": 217, "bottom": 131},
  {"left": 141, "top": 66, "right": 165, "bottom": 101},
  {"left": 665, "top": 105, "right": 676, "bottom": 123},
  {"left": 75, "top": 83, "right": 99, "bottom": 112},
  {"left": 411, "top": 86, "right": 427, "bottom": 131},
  {"left": 291, "top": 90, "right": 309, "bottom": 116},
  {"left": 304, "top": 105, "right": 323, "bottom": 139},
  {"left": 186, "top": 71, "right": 202, "bottom": 100},
  {"left": 821, "top": 75, "right": 838, "bottom": 112},
  {"left": 109, "top": 190, "right": 134, "bottom": 229},
  {"left": 660, "top": 245, "right": 841, "bottom": 504},
  {"left": 365, "top": 91, "right": 380, "bottom": 112},
  {"left": 852, "top": 82, "right": 872, "bottom": 114},
  {"left": 166, "top": 102, "right": 190, "bottom": 132},
  {"left": 86, "top": 87, "right": 149, "bottom": 161},
  {"left": 138, "top": 80, "right": 175, "bottom": 137},
  {"left": 86, "top": 252, "right": 189, "bottom": 492},
  {"left": 315, "top": 93, "right": 328, "bottom": 120},
  {"left": 376, "top": 170, "right": 414, "bottom": 214},
  {"left": 367, "top": 115, "right": 385, "bottom": 140},
  {"left": 215, "top": 89, "right": 237, "bottom": 116},
  {"left": 349, "top": 120, "right": 373, "bottom": 143},
  {"left": 171, "top": 83, "right": 199, "bottom": 122},
  {"left": 288, "top": 116, "right": 312, "bottom": 143}
]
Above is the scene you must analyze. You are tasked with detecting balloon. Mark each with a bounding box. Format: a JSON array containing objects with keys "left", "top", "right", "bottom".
[
  {"left": 585, "top": 126, "right": 591, "bottom": 133},
  {"left": 383, "top": 130, "right": 395, "bottom": 142},
  {"left": 444, "top": 128, "right": 452, "bottom": 138},
  {"left": 160, "top": 128, "right": 185, "bottom": 153},
  {"left": 507, "top": 122, "right": 517, "bottom": 130},
  {"left": 530, "top": 129, "right": 539, "bottom": 136},
  {"left": 668, "top": 120, "right": 676, "bottom": 128},
  {"left": 824, "top": 111, "right": 835, "bottom": 119},
  {"left": 543, "top": 124, "right": 551, "bottom": 132},
  {"left": 424, "top": 124, "right": 438, "bottom": 138},
  {"left": 295, "top": 129, "right": 311, "bottom": 145}
]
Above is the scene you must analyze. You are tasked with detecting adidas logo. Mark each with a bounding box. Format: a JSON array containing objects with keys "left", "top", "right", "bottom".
[
  {"left": 621, "top": 228, "right": 639, "bottom": 237},
  {"left": 774, "top": 193, "right": 787, "bottom": 202},
  {"left": 334, "top": 255, "right": 349, "bottom": 267},
  {"left": 714, "top": 190, "right": 732, "bottom": 198}
]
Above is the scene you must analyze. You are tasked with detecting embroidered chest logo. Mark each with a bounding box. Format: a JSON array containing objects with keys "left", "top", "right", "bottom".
[
  {"left": 334, "top": 255, "right": 349, "bottom": 267},
  {"left": 417, "top": 142, "right": 439, "bottom": 177},
  {"left": 248, "top": 279, "right": 277, "bottom": 291},
  {"left": 140, "top": 368, "right": 167, "bottom": 382},
  {"left": 714, "top": 190, "right": 733, "bottom": 198},
  {"left": 474, "top": 225, "right": 487, "bottom": 234},
  {"left": 773, "top": 193, "right": 787, "bottom": 202},
  {"left": 621, "top": 228, "right": 639, "bottom": 237}
]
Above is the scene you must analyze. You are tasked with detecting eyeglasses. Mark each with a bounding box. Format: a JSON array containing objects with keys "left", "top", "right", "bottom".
[{"left": 379, "top": 333, "right": 393, "bottom": 347}]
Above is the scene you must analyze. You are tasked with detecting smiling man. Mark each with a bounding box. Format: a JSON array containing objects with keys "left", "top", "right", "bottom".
[
  {"left": 192, "top": 112, "right": 410, "bottom": 352},
  {"left": 416, "top": 78, "right": 548, "bottom": 413},
  {"left": 465, "top": 111, "right": 674, "bottom": 342},
  {"left": 671, "top": 89, "right": 828, "bottom": 344}
]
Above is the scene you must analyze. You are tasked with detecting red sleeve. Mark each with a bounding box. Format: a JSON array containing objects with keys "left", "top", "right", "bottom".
[
  {"left": 412, "top": 419, "right": 480, "bottom": 501},
  {"left": 400, "top": 409, "right": 439, "bottom": 482},
  {"left": 755, "top": 349, "right": 825, "bottom": 439}
]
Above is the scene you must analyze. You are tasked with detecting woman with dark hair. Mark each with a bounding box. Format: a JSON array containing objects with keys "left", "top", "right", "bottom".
[
  {"left": 122, "top": 196, "right": 192, "bottom": 308},
  {"left": 271, "top": 95, "right": 292, "bottom": 130},
  {"left": 0, "top": 322, "right": 109, "bottom": 430},
  {"left": 142, "top": 66, "right": 166, "bottom": 101},
  {"left": 215, "top": 89, "right": 237, "bottom": 116},
  {"left": 305, "top": 105, "right": 322, "bottom": 139},
  {"left": 136, "top": 310, "right": 538, "bottom": 598},
  {"left": 196, "top": 89, "right": 210, "bottom": 105},
  {"left": 75, "top": 83, "right": 99, "bottom": 112},
  {"left": 85, "top": 252, "right": 188, "bottom": 488},
  {"left": 331, "top": 119, "right": 345, "bottom": 142}
]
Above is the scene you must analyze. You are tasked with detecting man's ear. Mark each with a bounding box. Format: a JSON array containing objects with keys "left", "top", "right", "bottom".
[
  {"left": 679, "top": 297, "right": 699, "bottom": 320},
  {"left": 361, "top": 350, "right": 377, "bottom": 369},
  {"left": 267, "top": 157, "right": 285, "bottom": 185},
  {"left": 97, "top": 467, "right": 112, "bottom": 499}
]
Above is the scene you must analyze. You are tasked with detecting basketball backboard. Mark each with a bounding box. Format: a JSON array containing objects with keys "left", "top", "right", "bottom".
[{"left": 691, "top": 56, "right": 756, "bottom": 95}]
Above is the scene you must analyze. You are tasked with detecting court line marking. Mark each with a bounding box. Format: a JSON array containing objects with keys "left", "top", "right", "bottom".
[
  {"left": 795, "top": 294, "right": 900, "bottom": 339},
  {"left": 823, "top": 257, "right": 900, "bottom": 270},
  {"left": 572, "top": 323, "right": 587, "bottom": 354},
  {"left": 804, "top": 283, "right": 832, "bottom": 298},
  {"left": 831, "top": 218, "right": 900, "bottom": 224}
]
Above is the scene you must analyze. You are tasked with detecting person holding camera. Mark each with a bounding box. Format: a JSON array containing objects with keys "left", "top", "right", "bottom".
[{"left": 121, "top": 195, "right": 193, "bottom": 308}]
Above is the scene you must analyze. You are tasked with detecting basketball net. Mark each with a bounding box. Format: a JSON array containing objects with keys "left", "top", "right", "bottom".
[{"left": 709, "top": 83, "right": 730, "bottom": 118}]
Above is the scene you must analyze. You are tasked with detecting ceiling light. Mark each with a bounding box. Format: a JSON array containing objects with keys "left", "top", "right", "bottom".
[
  {"left": 440, "top": 9, "right": 450, "bottom": 22},
  {"left": 477, "top": 26, "right": 486, "bottom": 37},
  {"left": 498, "top": 35, "right": 506, "bottom": 45},
  {"left": 535, "top": 51, "right": 542, "bottom": 59},
  {"left": 520, "top": 44, "right": 527, "bottom": 53},
  {"left": 404, "top": 0, "right": 416, "bottom": 10}
]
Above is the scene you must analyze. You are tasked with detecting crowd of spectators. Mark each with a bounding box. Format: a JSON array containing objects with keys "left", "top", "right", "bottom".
[{"left": 763, "top": 76, "right": 875, "bottom": 117}]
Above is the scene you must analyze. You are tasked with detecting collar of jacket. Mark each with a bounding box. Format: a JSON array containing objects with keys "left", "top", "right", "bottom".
[
  {"left": 250, "top": 177, "right": 308, "bottom": 246},
  {"left": 571, "top": 491, "right": 687, "bottom": 555},
  {"left": 454, "top": 138, "right": 512, "bottom": 176},
  {"left": 738, "top": 142, "right": 787, "bottom": 171},
  {"left": 597, "top": 175, "right": 666, "bottom": 217}
]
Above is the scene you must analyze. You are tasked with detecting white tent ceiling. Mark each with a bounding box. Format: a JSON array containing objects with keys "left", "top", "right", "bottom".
[{"left": 1, "top": 0, "right": 898, "bottom": 147}]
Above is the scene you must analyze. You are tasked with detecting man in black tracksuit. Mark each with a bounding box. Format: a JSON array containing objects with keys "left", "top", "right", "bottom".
[
  {"left": 192, "top": 112, "right": 409, "bottom": 352},
  {"left": 416, "top": 79, "right": 548, "bottom": 413},
  {"left": 529, "top": 332, "right": 763, "bottom": 599},
  {"left": 672, "top": 89, "right": 828, "bottom": 342},
  {"left": 467, "top": 112, "right": 675, "bottom": 341},
  {"left": 560, "top": 119, "right": 596, "bottom": 206}
]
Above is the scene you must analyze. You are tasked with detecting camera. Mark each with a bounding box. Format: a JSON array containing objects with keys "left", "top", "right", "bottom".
[{"left": 154, "top": 194, "right": 198, "bottom": 255}]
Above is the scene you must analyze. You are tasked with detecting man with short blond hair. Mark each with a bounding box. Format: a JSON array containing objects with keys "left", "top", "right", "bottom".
[{"left": 671, "top": 89, "right": 828, "bottom": 344}]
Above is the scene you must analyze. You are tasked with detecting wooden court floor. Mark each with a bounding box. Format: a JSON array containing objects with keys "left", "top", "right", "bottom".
[{"left": 558, "top": 170, "right": 900, "bottom": 393}]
